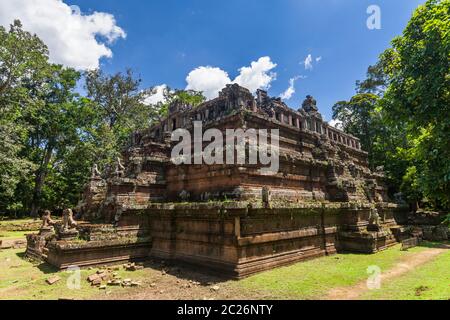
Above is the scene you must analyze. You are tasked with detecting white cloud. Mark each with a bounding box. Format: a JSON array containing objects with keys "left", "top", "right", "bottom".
[
  {"left": 280, "top": 75, "right": 304, "bottom": 100},
  {"left": 233, "top": 56, "right": 277, "bottom": 93},
  {"left": 143, "top": 84, "right": 169, "bottom": 105},
  {"left": 304, "top": 54, "right": 313, "bottom": 70},
  {"left": 0, "top": 0, "right": 126, "bottom": 70},
  {"left": 303, "top": 54, "right": 322, "bottom": 70},
  {"left": 329, "top": 119, "right": 343, "bottom": 129},
  {"left": 186, "top": 66, "right": 231, "bottom": 100},
  {"left": 185, "top": 56, "right": 277, "bottom": 100}
]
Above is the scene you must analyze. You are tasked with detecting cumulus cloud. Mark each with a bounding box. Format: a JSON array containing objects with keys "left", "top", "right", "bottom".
[
  {"left": 0, "top": 0, "right": 126, "bottom": 70},
  {"left": 143, "top": 84, "right": 169, "bottom": 105},
  {"left": 185, "top": 56, "right": 277, "bottom": 100},
  {"left": 186, "top": 66, "right": 232, "bottom": 100},
  {"left": 233, "top": 57, "right": 277, "bottom": 93},
  {"left": 280, "top": 75, "right": 305, "bottom": 100},
  {"left": 329, "top": 119, "right": 343, "bottom": 130}
]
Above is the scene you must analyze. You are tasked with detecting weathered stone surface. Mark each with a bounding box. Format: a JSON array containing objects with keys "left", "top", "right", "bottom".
[
  {"left": 401, "top": 238, "right": 419, "bottom": 251},
  {"left": 87, "top": 274, "right": 100, "bottom": 282},
  {"left": 27, "top": 84, "right": 412, "bottom": 278}
]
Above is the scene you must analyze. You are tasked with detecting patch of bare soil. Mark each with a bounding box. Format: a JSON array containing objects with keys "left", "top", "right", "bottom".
[
  {"left": 93, "top": 261, "right": 263, "bottom": 301},
  {"left": 326, "top": 246, "right": 449, "bottom": 300}
]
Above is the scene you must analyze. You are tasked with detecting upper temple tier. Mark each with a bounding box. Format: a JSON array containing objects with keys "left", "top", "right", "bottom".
[{"left": 77, "top": 84, "right": 388, "bottom": 222}]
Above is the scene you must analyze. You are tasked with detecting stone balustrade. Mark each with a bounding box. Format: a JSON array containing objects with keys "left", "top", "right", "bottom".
[{"left": 139, "top": 85, "right": 362, "bottom": 152}]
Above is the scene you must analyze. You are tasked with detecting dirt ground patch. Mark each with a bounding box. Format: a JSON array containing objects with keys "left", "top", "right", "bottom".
[
  {"left": 1, "top": 243, "right": 447, "bottom": 300},
  {"left": 326, "top": 244, "right": 449, "bottom": 300},
  {"left": 92, "top": 261, "right": 261, "bottom": 301}
]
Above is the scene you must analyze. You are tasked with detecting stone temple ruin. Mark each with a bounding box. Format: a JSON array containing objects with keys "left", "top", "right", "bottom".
[{"left": 27, "top": 84, "right": 412, "bottom": 278}]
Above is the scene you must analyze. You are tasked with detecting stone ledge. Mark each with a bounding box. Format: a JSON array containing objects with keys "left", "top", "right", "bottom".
[{"left": 48, "top": 236, "right": 151, "bottom": 251}]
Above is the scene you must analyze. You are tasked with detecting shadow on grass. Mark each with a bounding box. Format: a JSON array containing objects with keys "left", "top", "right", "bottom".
[
  {"left": 418, "top": 241, "right": 450, "bottom": 249},
  {"left": 15, "top": 251, "right": 60, "bottom": 274},
  {"left": 139, "top": 259, "right": 229, "bottom": 286},
  {"left": 36, "top": 262, "right": 59, "bottom": 274},
  {"left": 15, "top": 251, "right": 27, "bottom": 259}
]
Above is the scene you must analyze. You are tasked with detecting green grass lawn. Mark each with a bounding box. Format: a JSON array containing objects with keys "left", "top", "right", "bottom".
[
  {"left": 0, "top": 218, "right": 40, "bottom": 241},
  {"left": 0, "top": 218, "right": 36, "bottom": 225},
  {"left": 0, "top": 231, "right": 30, "bottom": 240},
  {"left": 0, "top": 243, "right": 447, "bottom": 300},
  {"left": 360, "top": 249, "right": 450, "bottom": 300},
  {"left": 235, "top": 244, "right": 431, "bottom": 300}
]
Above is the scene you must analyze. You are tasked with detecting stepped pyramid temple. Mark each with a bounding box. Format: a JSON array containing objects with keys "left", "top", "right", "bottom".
[{"left": 27, "top": 84, "right": 410, "bottom": 278}]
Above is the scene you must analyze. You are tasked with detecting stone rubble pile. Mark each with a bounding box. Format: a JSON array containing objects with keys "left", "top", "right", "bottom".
[{"left": 86, "top": 264, "right": 143, "bottom": 289}]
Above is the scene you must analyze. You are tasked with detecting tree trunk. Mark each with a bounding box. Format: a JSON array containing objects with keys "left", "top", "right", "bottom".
[{"left": 30, "top": 144, "right": 53, "bottom": 218}]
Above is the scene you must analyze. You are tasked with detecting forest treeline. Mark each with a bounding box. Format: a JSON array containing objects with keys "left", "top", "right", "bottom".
[
  {"left": 332, "top": 0, "right": 449, "bottom": 211},
  {"left": 0, "top": 20, "right": 204, "bottom": 217},
  {"left": 0, "top": 0, "right": 448, "bottom": 216}
]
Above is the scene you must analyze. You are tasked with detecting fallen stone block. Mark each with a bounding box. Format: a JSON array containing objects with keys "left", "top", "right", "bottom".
[
  {"left": 107, "top": 280, "right": 122, "bottom": 286},
  {"left": 0, "top": 241, "right": 12, "bottom": 249},
  {"left": 91, "top": 278, "right": 102, "bottom": 286},
  {"left": 87, "top": 274, "right": 100, "bottom": 282},
  {"left": 211, "top": 285, "right": 220, "bottom": 292},
  {"left": 46, "top": 276, "right": 61, "bottom": 285},
  {"left": 13, "top": 240, "right": 27, "bottom": 249},
  {"left": 100, "top": 273, "right": 109, "bottom": 281},
  {"left": 126, "top": 266, "right": 136, "bottom": 271},
  {"left": 108, "top": 266, "right": 121, "bottom": 271}
]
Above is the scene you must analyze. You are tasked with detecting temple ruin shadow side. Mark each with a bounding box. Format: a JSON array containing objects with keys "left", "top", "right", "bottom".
[{"left": 27, "top": 84, "right": 411, "bottom": 279}]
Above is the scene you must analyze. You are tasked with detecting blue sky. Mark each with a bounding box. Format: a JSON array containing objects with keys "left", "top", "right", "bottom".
[{"left": 10, "top": 0, "right": 426, "bottom": 121}]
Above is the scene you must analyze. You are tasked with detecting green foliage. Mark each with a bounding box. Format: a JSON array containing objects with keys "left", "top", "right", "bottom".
[
  {"left": 84, "top": 69, "right": 171, "bottom": 166},
  {"left": 0, "top": 20, "right": 49, "bottom": 108},
  {"left": 155, "top": 88, "right": 206, "bottom": 119},
  {"left": 172, "top": 89, "right": 206, "bottom": 107},
  {"left": 0, "top": 124, "right": 35, "bottom": 212},
  {"left": 0, "top": 20, "right": 203, "bottom": 216},
  {"left": 0, "top": 20, "right": 49, "bottom": 214},
  {"left": 333, "top": 0, "right": 450, "bottom": 209},
  {"left": 378, "top": 0, "right": 450, "bottom": 208},
  {"left": 356, "top": 62, "right": 388, "bottom": 96},
  {"left": 85, "top": 69, "right": 151, "bottom": 142},
  {"left": 442, "top": 214, "right": 450, "bottom": 227},
  {"left": 332, "top": 93, "right": 380, "bottom": 168}
]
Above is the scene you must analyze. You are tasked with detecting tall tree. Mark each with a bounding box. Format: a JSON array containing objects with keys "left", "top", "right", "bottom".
[
  {"left": 84, "top": 69, "right": 156, "bottom": 165},
  {"left": 356, "top": 62, "right": 389, "bottom": 96},
  {"left": 0, "top": 20, "right": 49, "bottom": 214},
  {"left": 378, "top": 0, "right": 449, "bottom": 208},
  {"left": 0, "top": 21, "right": 206, "bottom": 216},
  {"left": 333, "top": 0, "right": 449, "bottom": 209},
  {"left": 24, "top": 66, "right": 86, "bottom": 217},
  {"left": 0, "top": 20, "right": 49, "bottom": 105},
  {"left": 85, "top": 69, "right": 152, "bottom": 129},
  {"left": 84, "top": 70, "right": 205, "bottom": 167},
  {"left": 332, "top": 93, "right": 380, "bottom": 169}
]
